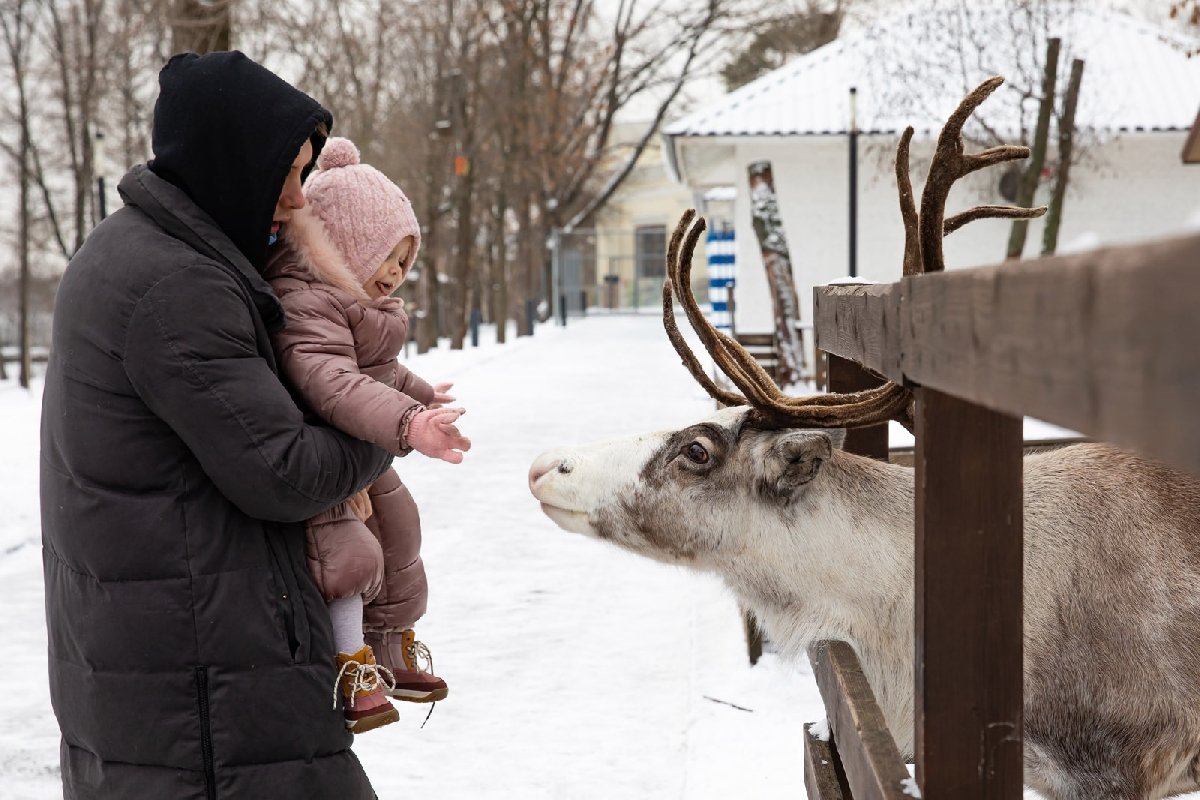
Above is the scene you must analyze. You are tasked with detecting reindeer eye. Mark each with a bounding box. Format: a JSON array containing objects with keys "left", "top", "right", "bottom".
[{"left": 682, "top": 442, "right": 710, "bottom": 464}]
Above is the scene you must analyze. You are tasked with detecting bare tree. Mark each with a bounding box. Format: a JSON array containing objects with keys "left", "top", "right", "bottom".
[
  {"left": 549, "top": 0, "right": 735, "bottom": 233},
  {"left": 0, "top": 1, "right": 174, "bottom": 386},
  {"left": 721, "top": 0, "right": 846, "bottom": 90},
  {"left": 1005, "top": 36, "right": 1058, "bottom": 259},
  {"left": 1041, "top": 56, "right": 1084, "bottom": 255},
  {"left": 170, "top": 0, "right": 229, "bottom": 54},
  {"left": 473, "top": 0, "right": 538, "bottom": 336},
  {"left": 45, "top": 0, "right": 106, "bottom": 253},
  {"left": 865, "top": 0, "right": 1095, "bottom": 260},
  {"left": 2, "top": 0, "right": 759, "bottom": 358},
  {"left": 468, "top": 0, "right": 745, "bottom": 335},
  {"left": 104, "top": 0, "right": 170, "bottom": 171},
  {"left": 1, "top": 0, "right": 37, "bottom": 387},
  {"left": 263, "top": 0, "right": 760, "bottom": 346}
]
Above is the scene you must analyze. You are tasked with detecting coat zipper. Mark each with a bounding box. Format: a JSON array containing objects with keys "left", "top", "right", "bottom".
[{"left": 195, "top": 666, "right": 216, "bottom": 800}]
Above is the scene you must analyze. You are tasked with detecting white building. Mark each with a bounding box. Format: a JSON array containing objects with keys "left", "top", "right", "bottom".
[{"left": 662, "top": 5, "right": 1200, "bottom": 335}]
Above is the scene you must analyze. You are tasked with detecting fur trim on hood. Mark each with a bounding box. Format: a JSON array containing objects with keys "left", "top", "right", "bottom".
[{"left": 279, "top": 207, "right": 372, "bottom": 302}]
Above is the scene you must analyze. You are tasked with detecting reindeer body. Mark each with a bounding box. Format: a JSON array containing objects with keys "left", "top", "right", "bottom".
[{"left": 529, "top": 407, "right": 1200, "bottom": 800}]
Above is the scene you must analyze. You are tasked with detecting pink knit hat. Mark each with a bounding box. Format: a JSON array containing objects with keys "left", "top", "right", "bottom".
[{"left": 300, "top": 137, "right": 421, "bottom": 286}]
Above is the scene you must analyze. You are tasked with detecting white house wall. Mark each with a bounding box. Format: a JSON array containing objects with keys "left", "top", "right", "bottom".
[{"left": 729, "top": 132, "right": 1200, "bottom": 334}]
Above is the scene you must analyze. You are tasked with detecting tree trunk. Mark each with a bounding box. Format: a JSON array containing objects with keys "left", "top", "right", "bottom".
[
  {"left": 1042, "top": 59, "right": 1085, "bottom": 256},
  {"left": 48, "top": 2, "right": 85, "bottom": 251},
  {"left": 1006, "top": 37, "right": 1059, "bottom": 260},
  {"left": 416, "top": 27, "right": 453, "bottom": 354},
  {"left": 78, "top": 1, "right": 101, "bottom": 239},
  {"left": 515, "top": 192, "right": 535, "bottom": 336},
  {"left": 4, "top": 0, "right": 35, "bottom": 389},
  {"left": 414, "top": 250, "right": 435, "bottom": 354},
  {"left": 448, "top": 63, "right": 473, "bottom": 350},
  {"left": 171, "top": 0, "right": 231, "bottom": 54},
  {"left": 450, "top": 167, "right": 473, "bottom": 349},
  {"left": 480, "top": 217, "right": 493, "bottom": 327},
  {"left": 18, "top": 78, "right": 32, "bottom": 389},
  {"left": 494, "top": 189, "right": 508, "bottom": 344},
  {"left": 416, "top": 145, "right": 441, "bottom": 355},
  {"left": 747, "top": 160, "right": 806, "bottom": 387},
  {"left": 506, "top": 2, "right": 536, "bottom": 337},
  {"left": 540, "top": 209, "right": 554, "bottom": 323},
  {"left": 51, "top": 0, "right": 102, "bottom": 251}
]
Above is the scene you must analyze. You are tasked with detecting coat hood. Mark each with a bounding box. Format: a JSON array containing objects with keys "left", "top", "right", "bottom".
[
  {"left": 268, "top": 207, "right": 373, "bottom": 303},
  {"left": 149, "top": 51, "right": 333, "bottom": 272}
]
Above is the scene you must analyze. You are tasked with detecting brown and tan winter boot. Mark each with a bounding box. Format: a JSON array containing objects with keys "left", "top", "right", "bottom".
[
  {"left": 334, "top": 645, "right": 400, "bottom": 733},
  {"left": 365, "top": 629, "right": 449, "bottom": 703}
]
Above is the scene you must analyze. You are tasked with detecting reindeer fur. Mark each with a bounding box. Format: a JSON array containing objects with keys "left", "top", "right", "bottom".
[{"left": 529, "top": 407, "right": 1200, "bottom": 800}]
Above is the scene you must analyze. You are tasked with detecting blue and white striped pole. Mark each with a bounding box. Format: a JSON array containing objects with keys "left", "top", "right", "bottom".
[{"left": 705, "top": 228, "right": 736, "bottom": 331}]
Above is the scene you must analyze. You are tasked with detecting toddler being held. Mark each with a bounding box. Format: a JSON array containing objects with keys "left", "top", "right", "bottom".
[{"left": 265, "top": 138, "right": 469, "bottom": 733}]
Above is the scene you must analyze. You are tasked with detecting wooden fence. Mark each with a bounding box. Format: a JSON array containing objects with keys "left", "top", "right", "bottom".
[
  {"left": 802, "top": 231, "right": 1200, "bottom": 798},
  {"left": 0, "top": 344, "right": 49, "bottom": 381}
]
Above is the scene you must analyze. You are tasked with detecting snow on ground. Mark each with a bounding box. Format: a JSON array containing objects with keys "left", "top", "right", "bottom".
[
  {"left": 3, "top": 314, "right": 1195, "bottom": 799},
  {"left": 0, "top": 315, "right": 823, "bottom": 799}
]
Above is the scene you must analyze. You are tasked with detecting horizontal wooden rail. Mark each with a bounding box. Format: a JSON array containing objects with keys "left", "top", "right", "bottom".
[
  {"left": 814, "top": 284, "right": 902, "bottom": 381},
  {"left": 809, "top": 641, "right": 911, "bottom": 800},
  {"left": 804, "top": 721, "right": 850, "bottom": 799},
  {"left": 813, "top": 233, "right": 1200, "bottom": 476},
  {"left": 0, "top": 345, "right": 50, "bottom": 364},
  {"left": 887, "top": 436, "right": 1087, "bottom": 467}
]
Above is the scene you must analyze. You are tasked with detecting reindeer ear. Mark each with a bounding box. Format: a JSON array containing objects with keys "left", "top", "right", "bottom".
[
  {"left": 770, "top": 432, "right": 834, "bottom": 495},
  {"left": 825, "top": 428, "right": 847, "bottom": 450}
]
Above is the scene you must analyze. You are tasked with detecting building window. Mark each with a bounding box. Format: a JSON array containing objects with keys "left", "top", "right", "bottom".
[{"left": 635, "top": 224, "right": 667, "bottom": 279}]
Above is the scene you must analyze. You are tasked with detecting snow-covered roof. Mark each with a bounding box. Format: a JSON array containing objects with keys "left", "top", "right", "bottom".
[
  {"left": 702, "top": 186, "right": 736, "bottom": 201},
  {"left": 665, "top": 5, "right": 1200, "bottom": 150}
]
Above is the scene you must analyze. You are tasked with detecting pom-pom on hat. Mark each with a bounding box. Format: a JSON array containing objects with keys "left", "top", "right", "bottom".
[{"left": 300, "top": 137, "right": 421, "bottom": 286}]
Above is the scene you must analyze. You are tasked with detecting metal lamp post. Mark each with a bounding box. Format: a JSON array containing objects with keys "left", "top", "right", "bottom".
[{"left": 848, "top": 87, "right": 858, "bottom": 279}]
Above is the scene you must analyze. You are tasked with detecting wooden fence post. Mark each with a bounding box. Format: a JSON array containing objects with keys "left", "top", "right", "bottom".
[
  {"left": 914, "top": 388, "right": 1023, "bottom": 798},
  {"left": 827, "top": 354, "right": 888, "bottom": 460}
]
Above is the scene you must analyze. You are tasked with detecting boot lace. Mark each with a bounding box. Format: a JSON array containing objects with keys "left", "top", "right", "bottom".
[
  {"left": 406, "top": 638, "right": 435, "bottom": 675},
  {"left": 333, "top": 659, "right": 396, "bottom": 709}
]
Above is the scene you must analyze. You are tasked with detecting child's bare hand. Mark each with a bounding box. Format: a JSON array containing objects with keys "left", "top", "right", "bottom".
[
  {"left": 407, "top": 407, "right": 471, "bottom": 464},
  {"left": 430, "top": 382, "right": 455, "bottom": 408}
]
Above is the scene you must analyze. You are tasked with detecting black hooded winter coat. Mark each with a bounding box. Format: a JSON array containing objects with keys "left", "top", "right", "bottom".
[{"left": 40, "top": 51, "right": 391, "bottom": 799}]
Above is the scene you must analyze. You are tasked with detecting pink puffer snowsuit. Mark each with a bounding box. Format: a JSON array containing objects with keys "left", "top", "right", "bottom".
[{"left": 264, "top": 209, "right": 430, "bottom": 633}]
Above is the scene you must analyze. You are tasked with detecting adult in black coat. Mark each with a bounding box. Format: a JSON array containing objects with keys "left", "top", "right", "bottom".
[{"left": 40, "top": 51, "right": 392, "bottom": 799}]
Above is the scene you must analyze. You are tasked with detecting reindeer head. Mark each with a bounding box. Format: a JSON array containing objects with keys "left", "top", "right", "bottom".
[{"left": 529, "top": 406, "right": 846, "bottom": 566}]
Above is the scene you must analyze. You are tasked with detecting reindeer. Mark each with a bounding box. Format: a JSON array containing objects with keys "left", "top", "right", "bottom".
[{"left": 528, "top": 78, "right": 1200, "bottom": 800}]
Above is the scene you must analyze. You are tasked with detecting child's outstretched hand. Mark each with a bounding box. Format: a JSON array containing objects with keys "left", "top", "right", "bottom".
[
  {"left": 430, "top": 382, "right": 455, "bottom": 408},
  {"left": 407, "top": 407, "right": 471, "bottom": 464}
]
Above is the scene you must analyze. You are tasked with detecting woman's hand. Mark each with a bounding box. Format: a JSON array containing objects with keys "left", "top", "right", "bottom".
[{"left": 348, "top": 488, "right": 373, "bottom": 522}]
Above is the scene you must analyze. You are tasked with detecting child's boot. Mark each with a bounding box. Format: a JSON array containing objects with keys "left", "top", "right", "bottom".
[
  {"left": 365, "top": 629, "right": 448, "bottom": 703},
  {"left": 334, "top": 645, "right": 400, "bottom": 733}
]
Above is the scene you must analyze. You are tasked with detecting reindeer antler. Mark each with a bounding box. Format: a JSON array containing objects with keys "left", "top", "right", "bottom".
[
  {"left": 898, "top": 76, "right": 1047, "bottom": 276},
  {"left": 664, "top": 212, "right": 911, "bottom": 430},
  {"left": 664, "top": 76, "right": 1044, "bottom": 432}
]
